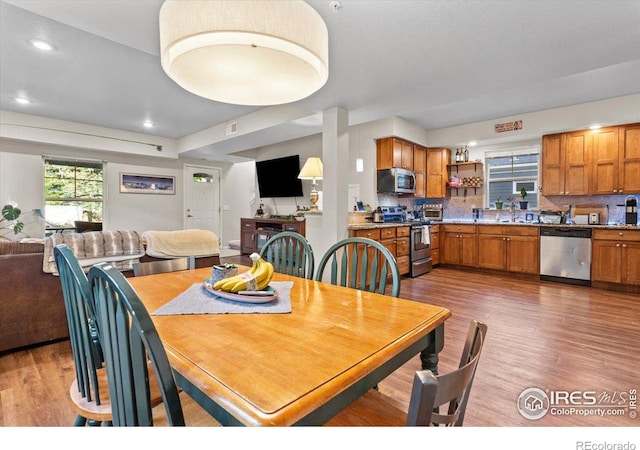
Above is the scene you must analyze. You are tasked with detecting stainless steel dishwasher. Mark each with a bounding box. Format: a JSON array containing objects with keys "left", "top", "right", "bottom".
[{"left": 540, "top": 227, "right": 592, "bottom": 286}]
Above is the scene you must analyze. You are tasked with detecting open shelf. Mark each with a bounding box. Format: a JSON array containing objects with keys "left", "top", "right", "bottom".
[{"left": 447, "top": 161, "right": 483, "bottom": 173}]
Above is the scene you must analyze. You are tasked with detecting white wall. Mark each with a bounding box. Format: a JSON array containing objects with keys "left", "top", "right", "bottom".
[
  {"left": 427, "top": 93, "right": 640, "bottom": 149},
  {"left": 0, "top": 138, "right": 221, "bottom": 236},
  {"left": 0, "top": 150, "right": 45, "bottom": 238},
  {"left": 221, "top": 160, "right": 255, "bottom": 247}
]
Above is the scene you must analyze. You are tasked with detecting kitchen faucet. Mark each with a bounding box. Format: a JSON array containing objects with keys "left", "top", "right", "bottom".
[{"left": 508, "top": 197, "right": 516, "bottom": 222}]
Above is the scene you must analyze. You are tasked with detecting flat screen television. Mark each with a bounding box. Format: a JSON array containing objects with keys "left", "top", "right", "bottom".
[{"left": 255, "top": 155, "right": 304, "bottom": 198}]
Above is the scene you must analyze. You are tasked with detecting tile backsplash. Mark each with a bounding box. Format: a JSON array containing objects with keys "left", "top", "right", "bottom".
[{"left": 376, "top": 192, "right": 637, "bottom": 224}]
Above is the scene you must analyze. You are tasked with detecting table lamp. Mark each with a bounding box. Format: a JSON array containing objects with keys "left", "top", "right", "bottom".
[{"left": 298, "top": 157, "right": 323, "bottom": 212}]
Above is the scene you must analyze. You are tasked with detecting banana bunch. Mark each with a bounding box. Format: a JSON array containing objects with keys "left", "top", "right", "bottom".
[{"left": 213, "top": 253, "right": 274, "bottom": 293}]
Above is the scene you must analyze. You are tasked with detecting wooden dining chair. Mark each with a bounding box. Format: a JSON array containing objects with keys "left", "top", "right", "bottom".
[
  {"left": 315, "top": 237, "right": 401, "bottom": 297},
  {"left": 259, "top": 231, "right": 315, "bottom": 279},
  {"left": 132, "top": 256, "right": 195, "bottom": 276},
  {"left": 88, "top": 262, "right": 218, "bottom": 426},
  {"left": 326, "top": 320, "right": 488, "bottom": 426},
  {"left": 54, "top": 244, "right": 111, "bottom": 426}
]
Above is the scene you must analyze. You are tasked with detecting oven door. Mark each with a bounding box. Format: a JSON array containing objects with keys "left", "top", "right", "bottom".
[{"left": 411, "top": 226, "right": 431, "bottom": 257}]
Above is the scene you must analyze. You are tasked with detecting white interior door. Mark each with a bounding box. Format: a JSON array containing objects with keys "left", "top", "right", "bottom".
[{"left": 184, "top": 165, "right": 221, "bottom": 237}]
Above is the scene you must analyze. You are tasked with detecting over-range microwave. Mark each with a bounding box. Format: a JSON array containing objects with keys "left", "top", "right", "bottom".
[{"left": 377, "top": 168, "right": 416, "bottom": 194}]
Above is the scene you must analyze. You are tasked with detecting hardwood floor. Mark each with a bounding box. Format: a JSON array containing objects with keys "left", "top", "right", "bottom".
[{"left": 1, "top": 259, "right": 638, "bottom": 427}]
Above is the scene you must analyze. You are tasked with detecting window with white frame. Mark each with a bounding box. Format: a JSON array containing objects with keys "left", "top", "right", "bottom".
[
  {"left": 485, "top": 147, "right": 539, "bottom": 209},
  {"left": 44, "top": 158, "right": 104, "bottom": 227}
]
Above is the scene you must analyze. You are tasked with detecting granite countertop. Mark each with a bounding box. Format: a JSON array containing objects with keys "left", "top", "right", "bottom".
[{"left": 348, "top": 220, "right": 639, "bottom": 231}]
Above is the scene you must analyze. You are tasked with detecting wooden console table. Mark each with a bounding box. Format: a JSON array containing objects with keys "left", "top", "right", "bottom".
[{"left": 240, "top": 217, "right": 306, "bottom": 255}]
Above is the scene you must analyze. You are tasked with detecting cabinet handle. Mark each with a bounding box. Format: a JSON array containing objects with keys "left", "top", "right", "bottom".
[
  {"left": 502, "top": 237, "right": 506, "bottom": 241},
  {"left": 619, "top": 232, "right": 624, "bottom": 236},
  {"left": 622, "top": 244, "right": 627, "bottom": 248},
  {"left": 613, "top": 190, "right": 617, "bottom": 193},
  {"left": 616, "top": 243, "right": 620, "bottom": 247}
]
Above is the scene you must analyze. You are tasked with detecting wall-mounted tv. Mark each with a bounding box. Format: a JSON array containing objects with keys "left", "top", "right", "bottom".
[{"left": 256, "top": 155, "right": 304, "bottom": 198}]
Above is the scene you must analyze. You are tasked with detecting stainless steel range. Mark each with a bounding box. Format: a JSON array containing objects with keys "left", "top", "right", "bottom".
[{"left": 410, "top": 222, "right": 432, "bottom": 277}]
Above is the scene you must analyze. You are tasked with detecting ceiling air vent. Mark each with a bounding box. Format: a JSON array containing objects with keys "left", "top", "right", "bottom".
[{"left": 225, "top": 121, "right": 238, "bottom": 135}]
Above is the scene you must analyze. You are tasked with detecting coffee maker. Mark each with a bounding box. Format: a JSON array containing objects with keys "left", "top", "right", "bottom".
[{"left": 626, "top": 195, "right": 638, "bottom": 225}]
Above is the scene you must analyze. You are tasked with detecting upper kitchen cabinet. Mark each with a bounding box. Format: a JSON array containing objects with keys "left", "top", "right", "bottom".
[
  {"left": 541, "top": 131, "right": 589, "bottom": 196},
  {"left": 591, "top": 126, "right": 620, "bottom": 195},
  {"left": 413, "top": 144, "right": 426, "bottom": 198},
  {"left": 618, "top": 123, "right": 640, "bottom": 194},
  {"left": 541, "top": 133, "right": 564, "bottom": 195},
  {"left": 542, "top": 123, "right": 640, "bottom": 196},
  {"left": 426, "top": 147, "right": 450, "bottom": 199},
  {"left": 376, "top": 137, "right": 414, "bottom": 170}
]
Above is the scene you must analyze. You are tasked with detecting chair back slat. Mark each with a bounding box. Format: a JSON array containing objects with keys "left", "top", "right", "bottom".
[
  {"left": 316, "top": 237, "right": 401, "bottom": 298},
  {"left": 89, "top": 262, "right": 185, "bottom": 426},
  {"left": 259, "top": 231, "right": 315, "bottom": 279}
]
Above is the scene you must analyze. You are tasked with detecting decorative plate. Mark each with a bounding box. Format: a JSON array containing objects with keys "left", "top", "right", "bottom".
[{"left": 202, "top": 278, "right": 279, "bottom": 304}]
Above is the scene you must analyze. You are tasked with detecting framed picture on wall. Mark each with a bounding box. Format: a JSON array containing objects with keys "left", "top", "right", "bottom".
[{"left": 119, "top": 173, "right": 175, "bottom": 195}]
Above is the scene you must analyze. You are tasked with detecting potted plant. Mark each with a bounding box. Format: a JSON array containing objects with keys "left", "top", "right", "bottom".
[
  {"left": 295, "top": 206, "right": 309, "bottom": 221},
  {"left": 519, "top": 187, "right": 528, "bottom": 210},
  {"left": 494, "top": 197, "right": 503, "bottom": 210}
]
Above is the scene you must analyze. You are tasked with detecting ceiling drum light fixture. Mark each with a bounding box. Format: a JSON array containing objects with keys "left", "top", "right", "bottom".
[
  {"left": 159, "top": 0, "right": 329, "bottom": 106},
  {"left": 15, "top": 97, "right": 31, "bottom": 105}
]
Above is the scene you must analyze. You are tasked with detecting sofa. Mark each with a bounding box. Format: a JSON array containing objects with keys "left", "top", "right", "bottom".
[{"left": 0, "top": 229, "right": 221, "bottom": 353}]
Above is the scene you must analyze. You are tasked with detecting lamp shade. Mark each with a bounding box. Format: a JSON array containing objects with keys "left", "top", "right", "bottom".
[
  {"left": 298, "top": 157, "right": 323, "bottom": 180},
  {"left": 159, "top": 0, "right": 329, "bottom": 106}
]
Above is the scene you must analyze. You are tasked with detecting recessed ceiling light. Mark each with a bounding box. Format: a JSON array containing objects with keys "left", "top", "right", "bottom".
[
  {"left": 15, "top": 97, "right": 31, "bottom": 105},
  {"left": 30, "top": 39, "right": 54, "bottom": 51},
  {"left": 589, "top": 124, "right": 602, "bottom": 130},
  {"left": 143, "top": 120, "right": 155, "bottom": 128},
  {"left": 468, "top": 141, "right": 478, "bottom": 147}
]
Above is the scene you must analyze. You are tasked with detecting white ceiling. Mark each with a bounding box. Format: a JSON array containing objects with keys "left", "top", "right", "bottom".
[{"left": 1, "top": 0, "right": 640, "bottom": 160}]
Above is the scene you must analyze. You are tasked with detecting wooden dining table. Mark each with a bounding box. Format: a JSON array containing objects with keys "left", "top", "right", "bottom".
[{"left": 127, "top": 266, "right": 451, "bottom": 426}]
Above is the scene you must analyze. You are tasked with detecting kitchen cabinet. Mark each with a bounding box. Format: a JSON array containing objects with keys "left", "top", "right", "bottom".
[
  {"left": 240, "top": 218, "right": 306, "bottom": 255},
  {"left": 592, "top": 229, "right": 640, "bottom": 286},
  {"left": 426, "top": 148, "right": 450, "bottom": 199},
  {"left": 618, "top": 122, "right": 640, "bottom": 194},
  {"left": 376, "top": 137, "right": 413, "bottom": 170},
  {"left": 541, "top": 131, "right": 590, "bottom": 196},
  {"left": 441, "top": 224, "right": 477, "bottom": 267},
  {"left": 477, "top": 225, "right": 539, "bottom": 274},
  {"left": 591, "top": 127, "right": 620, "bottom": 195},
  {"left": 413, "top": 145, "right": 426, "bottom": 198},
  {"left": 430, "top": 225, "right": 440, "bottom": 266},
  {"left": 350, "top": 225, "right": 410, "bottom": 276}
]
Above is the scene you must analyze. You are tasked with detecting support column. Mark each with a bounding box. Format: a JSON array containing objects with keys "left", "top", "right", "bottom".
[{"left": 313, "top": 108, "right": 349, "bottom": 276}]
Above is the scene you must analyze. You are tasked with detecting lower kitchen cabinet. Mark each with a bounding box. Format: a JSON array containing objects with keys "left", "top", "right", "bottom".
[
  {"left": 442, "top": 224, "right": 477, "bottom": 267},
  {"left": 350, "top": 226, "right": 411, "bottom": 276},
  {"left": 477, "top": 225, "right": 539, "bottom": 274},
  {"left": 592, "top": 229, "right": 640, "bottom": 286},
  {"left": 430, "top": 225, "right": 440, "bottom": 266}
]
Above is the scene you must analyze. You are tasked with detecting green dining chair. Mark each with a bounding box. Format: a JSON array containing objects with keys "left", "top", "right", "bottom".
[
  {"left": 326, "top": 320, "right": 488, "bottom": 426},
  {"left": 89, "top": 262, "right": 184, "bottom": 426},
  {"left": 54, "top": 244, "right": 111, "bottom": 426},
  {"left": 259, "top": 231, "right": 315, "bottom": 279},
  {"left": 315, "top": 237, "right": 401, "bottom": 297},
  {"left": 88, "top": 262, "right": 219, "bottom": 426}
]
